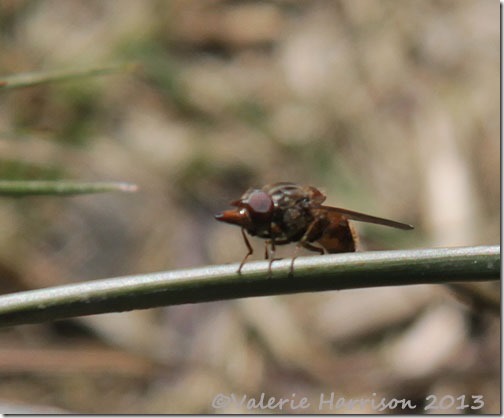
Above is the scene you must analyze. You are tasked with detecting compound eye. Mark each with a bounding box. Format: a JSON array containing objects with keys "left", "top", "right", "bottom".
[{"left": 246, "top": 191, "right": 273, "bottom": 218}]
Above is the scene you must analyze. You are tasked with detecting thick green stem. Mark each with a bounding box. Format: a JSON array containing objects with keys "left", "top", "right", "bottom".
[{"left": 0, "top": 245, "right": 498, "bottom": 327}]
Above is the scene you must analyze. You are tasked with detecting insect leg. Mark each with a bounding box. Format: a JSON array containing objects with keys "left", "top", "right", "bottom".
[
  {"left": 289, "top": 245, "right": 300, "bottom": 277},
  {"left": 300, "top": 241, "right": 325, "bottom": 255},
  {"left": 238, "top": 228, "right": 253, "bottom": 274},
  {"left": 267, "top": 239, "right": 276, "bottom": 277},
  {"left": 288, "top": 241, "right": 325, "bottom": 277},
  {"left": 288, "top": 219, "right": 326, "bottom": 276}
]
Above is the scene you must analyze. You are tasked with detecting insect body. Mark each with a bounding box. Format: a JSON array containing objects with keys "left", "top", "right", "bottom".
[{"left": 215, "top": 182, "right": 413, "bottom": 274}]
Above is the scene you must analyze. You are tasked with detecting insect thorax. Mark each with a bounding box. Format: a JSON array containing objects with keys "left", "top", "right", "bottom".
[{"left": 271, "top": 188, "right": 314, "bottom": 242}]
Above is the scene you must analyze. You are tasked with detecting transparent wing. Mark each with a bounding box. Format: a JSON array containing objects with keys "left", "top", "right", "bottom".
[{"left": 321, "top": 206, "right": 414, "bottom": 230}]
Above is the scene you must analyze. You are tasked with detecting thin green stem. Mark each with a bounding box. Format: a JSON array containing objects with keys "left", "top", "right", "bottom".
[
  {"left": 0, "top": 181, "right": 137, "bottom": 196},
  {"left": 0, "top": 63, "right": 135, "bottom": 90}
]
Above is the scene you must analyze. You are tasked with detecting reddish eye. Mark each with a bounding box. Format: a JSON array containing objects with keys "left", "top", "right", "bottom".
[{"left": 246, "top": 191, "right": 273, "bottom": 218}]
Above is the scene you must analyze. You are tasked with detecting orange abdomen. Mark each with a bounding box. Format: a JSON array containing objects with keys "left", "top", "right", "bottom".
[{"left": 316, "top": 216, "right": 358, "bottom": 253}]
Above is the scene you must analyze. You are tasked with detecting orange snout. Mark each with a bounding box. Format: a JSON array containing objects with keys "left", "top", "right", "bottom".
[{"left": 214, "top": 208, "right": 250, "bottom": 228}]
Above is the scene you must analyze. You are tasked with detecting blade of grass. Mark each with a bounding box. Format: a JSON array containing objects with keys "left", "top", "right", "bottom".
[
  {"left": 0, "top": 63, "right": 136, "bottom": 90},
  {"left": 0, "top": 180, "right": 137, "bottom": 196},
  {"left": 0, "top": 245, "right": 498, "bottom": 327}
]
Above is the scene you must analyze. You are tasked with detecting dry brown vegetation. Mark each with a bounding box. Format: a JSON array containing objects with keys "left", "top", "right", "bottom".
[{"left": 0, "top": 0, "right": 499, "bottom": 413}]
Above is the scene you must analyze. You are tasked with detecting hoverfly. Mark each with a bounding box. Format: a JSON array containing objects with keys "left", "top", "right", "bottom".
[{"left": 215, "top": 182, "right": 413, "bottom": 274}]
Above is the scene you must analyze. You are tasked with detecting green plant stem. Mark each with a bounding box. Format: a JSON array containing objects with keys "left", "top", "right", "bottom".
[
  {"left": 0, "top": 63, "right": 135, "bottom": 90},
  {"left": 0, "top": 181, "right": 137, "bottom": 196},
  {"left": 0, "top": 245, "right": 499, "bottom": 327}
]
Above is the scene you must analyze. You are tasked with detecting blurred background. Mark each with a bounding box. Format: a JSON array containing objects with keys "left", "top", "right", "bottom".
[{"left": 0, "top": 0, "right": 499, "bottom": 413}]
